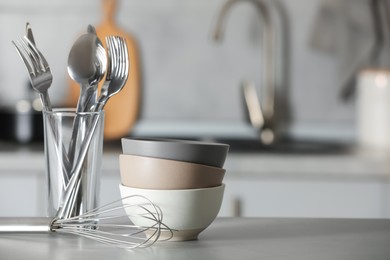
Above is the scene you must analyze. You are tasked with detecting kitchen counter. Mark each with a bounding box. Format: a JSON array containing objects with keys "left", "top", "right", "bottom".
[{"left": 0, "top": 217, "right": 389, "bottom": 260}]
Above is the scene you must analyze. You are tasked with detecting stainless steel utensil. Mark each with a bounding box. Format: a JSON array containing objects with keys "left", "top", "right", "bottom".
[
  {"left": 12, "top": 37, "right": 53, "bottom": 111},
  {"left": 94, "top": 36, "right": 129, "bottom": 111},
  {"left": 67, "top": 26, "right": 107, "bottom": 113},
  {"left": 85, "top": 24, "right": 107, "bottom": 111},
  {"left": 12, "top": 35, "right": 72, "bottom": 178},
  {"left": 67, "top": 25, "right": 107, "bottom": 169},
  {"left": 0, "top": 195, "right": 172, "bottom": 249},
  {"left": 26, "top": 22, "right": 35, "bottom": 46},
  {"left": 57, "top": 36, "right": 129, "bottom": 220}
]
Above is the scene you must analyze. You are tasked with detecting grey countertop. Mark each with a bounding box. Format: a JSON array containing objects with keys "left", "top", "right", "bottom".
[{"left": 0, "top": 217, "right": 389, "bottom": 260}]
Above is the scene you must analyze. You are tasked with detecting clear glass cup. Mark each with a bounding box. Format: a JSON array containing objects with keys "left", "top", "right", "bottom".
[{"left": 43, "top": 108, "right": 104, "bottom": 217}]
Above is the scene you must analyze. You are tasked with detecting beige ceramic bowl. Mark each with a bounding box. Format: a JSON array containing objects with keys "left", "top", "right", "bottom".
[
  {"left": 119, "top": 154, "right": 226, "bottom": 189},
  {"left": 119, "top": 183, "right": 225, "bottom": 241}
]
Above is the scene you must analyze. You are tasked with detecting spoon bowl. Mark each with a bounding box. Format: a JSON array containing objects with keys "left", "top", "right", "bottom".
[{"left": 67, "top": 25, "right": 107, "bottom": 112}]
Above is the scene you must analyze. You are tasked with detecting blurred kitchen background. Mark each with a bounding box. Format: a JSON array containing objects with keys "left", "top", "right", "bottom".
[
  {"left": 0, "top": 0, "right": 359, "bottom": 142},
  {"left": 1, "top": 0, "right": 390, "bottom": 219}
]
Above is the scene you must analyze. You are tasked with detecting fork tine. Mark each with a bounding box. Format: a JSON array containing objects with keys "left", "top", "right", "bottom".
[
  {"left": 114, "top": 37, "right": 122, "bottom": 80},
  {"left": 21, "top": 37, "right": 46, "bottom": 72},
  {"left": 24, "top": 35, "right": 50, "bottom": 70},
  {"left": 110, "top": 37, "right": 118, "bottom": 74},
  {"left": 116, "top": 37, "right": 128, "bottom": 79},
  {"left": 122, "top": 38, "right": 129, "bottom": 79},
  {"left": 105, "top": 36, "right": 114, "bottom": 80},
  {"left": 115, "top": 37, "right": 128, "bottom": 88},
  {"left": 113, "top": 37, "right": 123, "bottom": 78},
  {"left": 113, "top": 37, "right": 121, "bottom": 77},
  {"left": 120, "top": 38, "right": 129, "bottom": 79},
  {"left": 19, "top": 38, "right": 42, "bottom": 74},
  {"left": 12, "top": 40, "right": 36, "bottom": 76},
  {"left": 116, "top": 37, "right": 124, "bottom": 78}
]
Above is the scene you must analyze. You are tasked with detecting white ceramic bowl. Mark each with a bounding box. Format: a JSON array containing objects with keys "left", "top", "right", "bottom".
[
  {"left": 119, "top": 184, "right": 225, "bottom": 241},
  {"left": 121, "top": 137, "right": 229, "bottom": 168},
  {"left": 119, "top": 154, "right": 226, "bottom": 189}
]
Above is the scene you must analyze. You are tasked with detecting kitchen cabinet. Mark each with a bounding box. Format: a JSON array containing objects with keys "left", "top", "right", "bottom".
[
  {"left": 0, "top": 145, "right": 390, "bottom": 218},
  {"left": 220, "top": 152, "right": 390, "bottom": 218},
  {"left": 0, "top": 170, "right": 45, "bottom": 216},
  {"left": 221, "top": 178, "right": 387, "bottom": 218}
]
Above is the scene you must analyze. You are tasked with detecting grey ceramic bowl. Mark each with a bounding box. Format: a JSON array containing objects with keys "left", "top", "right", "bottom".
[{"left": 121, "top": 137, "right": 229, "bottom": 168}]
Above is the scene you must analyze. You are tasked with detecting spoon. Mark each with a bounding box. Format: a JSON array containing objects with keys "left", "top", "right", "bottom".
[
  {"left": 67, "top": 25, "right": 107, "bottom": 168},
  {"left": 85, "top": 25, "right": 107, "bottom": 111},
  {"left": 67, "top": 25, "right": 107, "bottom": 112}
]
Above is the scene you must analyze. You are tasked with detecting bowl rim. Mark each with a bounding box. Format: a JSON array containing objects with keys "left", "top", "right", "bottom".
[
  {"left": 121, "top": 137, "right": 230, "bottom": 148},
  {"left": 119, "top": 154, "right": 226, "bottom": 172},
  {"left": 119, "top": 183, "right": 225, "bottom": 192}
]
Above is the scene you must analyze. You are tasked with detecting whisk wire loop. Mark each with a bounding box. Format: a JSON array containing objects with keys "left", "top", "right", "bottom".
[{"left": 51, "top": 195, "right": 173, "bottom": 249}]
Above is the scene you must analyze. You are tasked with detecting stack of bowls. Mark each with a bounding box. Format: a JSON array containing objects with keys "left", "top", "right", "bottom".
[{"left": 119, "top": 137, "right": 229, "bottom": 241}]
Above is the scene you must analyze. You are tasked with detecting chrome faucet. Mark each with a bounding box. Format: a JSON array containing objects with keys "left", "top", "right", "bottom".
[{"left": 212, "top": 0, "right": 289, "bottom": 144}]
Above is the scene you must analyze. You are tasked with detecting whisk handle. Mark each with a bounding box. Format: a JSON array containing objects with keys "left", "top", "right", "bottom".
[{"left": 0, "top": 217, "right": 52, "bottom": 232}]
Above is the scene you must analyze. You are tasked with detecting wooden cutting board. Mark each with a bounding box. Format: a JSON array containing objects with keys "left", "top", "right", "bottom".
[{"left": 66, "top": 0, "right": 141, "bottom": 140}]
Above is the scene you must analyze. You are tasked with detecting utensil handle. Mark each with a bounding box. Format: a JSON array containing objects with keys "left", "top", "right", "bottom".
[
  {"left": 0, "top": 217, "right": 52, "bottom": 232},
  {"left": 39, "top": 90, "right": 52, "bottom": 112},
  {"left": 68, "top": 83, "right": 96, "bottom": 165},
  {"left": 56, "top": 112, "right": 102, "bottom": 219}
]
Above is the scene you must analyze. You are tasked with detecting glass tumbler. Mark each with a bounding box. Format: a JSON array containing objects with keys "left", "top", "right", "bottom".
[{"left": 43, "top": 109, "right": 104, "bottom": 217}]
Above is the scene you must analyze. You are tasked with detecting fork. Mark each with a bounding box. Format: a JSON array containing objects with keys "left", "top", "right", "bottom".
[
  {"left": 12, "top": 36, "right": 53, "bottom": 111},
  {"left": 93, "top": 36, "right": 129, "bottom": 112},
  {"left": 12, "top": 36, "right": 72, "bottom": 183},
  {"left": 57, "top": 36, "right": 130, "bottom": 219}
]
